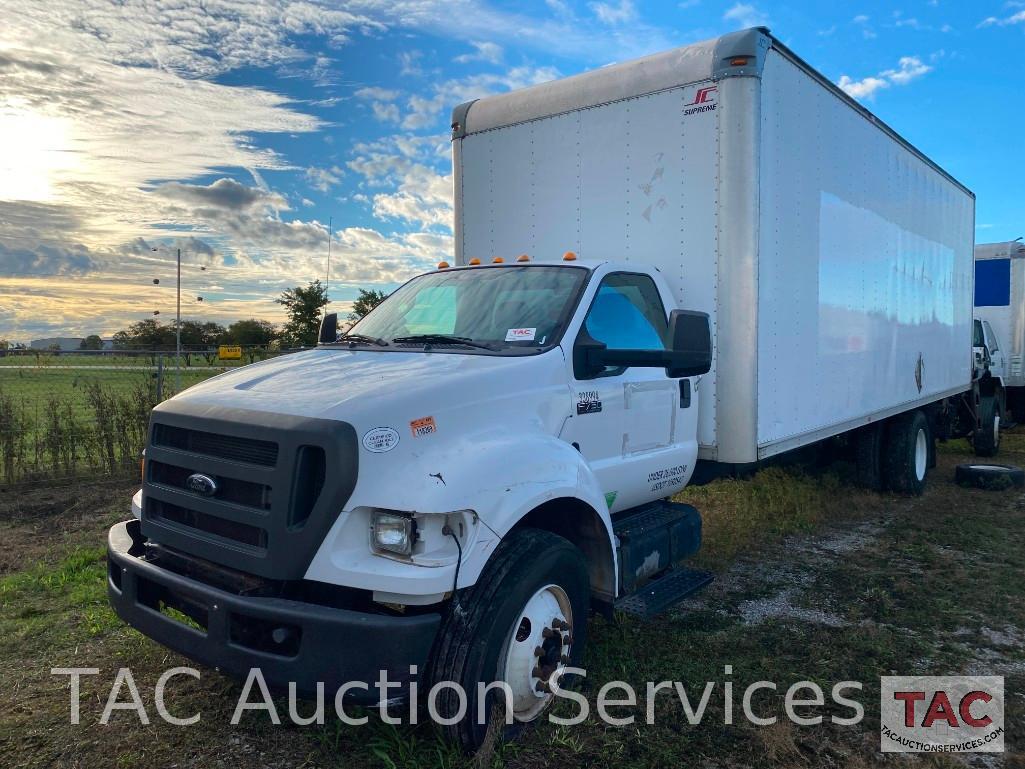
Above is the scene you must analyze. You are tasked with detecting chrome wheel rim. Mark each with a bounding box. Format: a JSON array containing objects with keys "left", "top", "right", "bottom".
[{"left": 501, "top": 583, "right": 573, "bottom": 723}]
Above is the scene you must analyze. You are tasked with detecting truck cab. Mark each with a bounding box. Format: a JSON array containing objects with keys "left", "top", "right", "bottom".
[
  {"left": 108, "top": 257, "right": 712, "bottom": 751},
  {"left": 974, "top": 318, "right": 1006, "bottom": 389}
]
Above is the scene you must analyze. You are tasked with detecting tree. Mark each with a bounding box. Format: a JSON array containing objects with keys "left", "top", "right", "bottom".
[
  {"left": 225, "top": 319, "right": 277, "bottom": 346},
  {"left": 277, "top": 280, "right": 330, "bottom": 348},
  {"left": 112, "top": 319, "right": 175, "bottom": 350},
  {"left": 178, "top": 320, "right": 226, "bottom": 348},
  {"left": 348, "top": 288, "right": 389, "bottom": 322},
  {"left": 79, "top": 335, "right": 103, "bottom": 350}
]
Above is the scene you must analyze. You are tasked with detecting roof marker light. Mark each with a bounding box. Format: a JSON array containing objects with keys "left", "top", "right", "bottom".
[
  {"left": 492, "top": 257, "right": 504, "bottom": 263},
  {"left": 468, "top": 257, "right": 481, "bottom": 265},
  {"left": 437, "top": 261, "right": 450, "bottom": 269},
  {"left": 517, "top": 254, "right": 530, "bottom": 262},
  {"left": 730, "top": 56, "right": 749, "bottom": 67},
  {"left": 563, "top": 251, "right": 577, "bottom": 261}
]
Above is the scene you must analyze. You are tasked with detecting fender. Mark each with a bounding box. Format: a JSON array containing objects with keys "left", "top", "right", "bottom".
[{"left": 303, "top": 431, "right": 617, "bottom": 601}]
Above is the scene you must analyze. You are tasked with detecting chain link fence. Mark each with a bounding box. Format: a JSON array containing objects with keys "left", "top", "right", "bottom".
[{"left": 0, "top": 348, "right": 289, "bottom": 487}]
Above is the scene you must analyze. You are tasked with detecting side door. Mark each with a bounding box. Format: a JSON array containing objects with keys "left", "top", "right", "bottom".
[
  {"left": 983, "top": 321, "right": 1006, "bottom": 382},
  {"left": 559, "top": 272, "right": 698, "bottom": 513}
]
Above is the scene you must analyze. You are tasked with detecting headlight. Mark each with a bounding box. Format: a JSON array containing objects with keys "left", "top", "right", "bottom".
[{"left": 371, "top": 511, "right": 417, "bottom": 555}]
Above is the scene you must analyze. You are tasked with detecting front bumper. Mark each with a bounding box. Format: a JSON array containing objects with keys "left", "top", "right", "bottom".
[{"left": 107, "top": 519, "right": 441, "bottom": 703}]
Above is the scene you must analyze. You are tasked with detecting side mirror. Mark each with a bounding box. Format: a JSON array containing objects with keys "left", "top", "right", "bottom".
[
  {"left": 666, "top": 310, "right": 712, "bottom": 378},
  {"left": 318, "top": 312, "right": 338, "bottom": 344},
  {"left": 573, "top": 310, "right": 711, "bottom": 379}
]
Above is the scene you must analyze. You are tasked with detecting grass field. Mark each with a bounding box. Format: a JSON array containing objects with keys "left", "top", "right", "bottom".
[
  {"left": 0, "top": 353, "right": 298, "bottom": 485},
  {"left": 0, "top": 435, "right": 1021, "bottom": 768}
]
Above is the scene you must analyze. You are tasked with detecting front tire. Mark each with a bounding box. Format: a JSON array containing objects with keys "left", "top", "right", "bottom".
[
  {"left": 882, "top": 410, "right": 931, "bottom": 495},
  {"left": 973, "top": 395, "right": 1001, "bottom": 458},
  {"left": 429, "top": 528, "right": 590, "bottom": 753}
]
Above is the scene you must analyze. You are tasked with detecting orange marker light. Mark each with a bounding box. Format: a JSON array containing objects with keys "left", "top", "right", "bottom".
[
  {"left": 517, "top": 254, "right": 530, "bottom": 262},
  {"left": 730, "top": 56, "right": 749, "bottom": 66},
  {"left": 563, "top": 251, "right": 577, "bottom": 261},
  {"left": 437, "top": 261, "right": 450, "bottom": 269},
  {"left": 468, "top": 257, "right": 481, "bottom": 265},
  {"left": 492, "top": 256, "right": 504, "bottom": 263}
]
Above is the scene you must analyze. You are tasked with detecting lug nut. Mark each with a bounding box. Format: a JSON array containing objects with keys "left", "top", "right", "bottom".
[
  {"left": 564, "top": 634, "right": 574, "bottom": 645},
  {"left": 531, "top": 666, "right": 542, "bottom": 677},
  {"left": 542, "top": 627, "right": 558, "bottom": 639},
  {"left": 560, "top": 654, "right": 571, "bottom": 664},
  {"left": 553, "top": 619, "right": 570, "bottom": 631},
  {"left": 534, "top": 645, "right": 544, "bottom": 657},
  {"left": 535, "top": 681, "right": 551, "bottom": 693}
]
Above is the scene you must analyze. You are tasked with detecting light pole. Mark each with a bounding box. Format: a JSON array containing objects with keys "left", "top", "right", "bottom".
[{"left": 151, "top": 245, "right": 205, "bottom": 393}]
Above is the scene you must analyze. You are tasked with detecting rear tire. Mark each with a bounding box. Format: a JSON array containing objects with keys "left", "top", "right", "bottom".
[
  {"left": 429, "top": 528, "right": 590, "bottom": 754},
  {"left": 854, "top": 423, "right": 884, "bottom": 491},
  {"left": 882, "top": 410, "right": 931, "bottom": 496},
  {"left": 973, "top": 396, "right": 1001, "bottom": 458}
]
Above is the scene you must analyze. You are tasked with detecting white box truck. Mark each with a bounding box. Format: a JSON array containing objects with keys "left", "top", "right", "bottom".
[
  {"left": 108, "top": 27, "right": 991, "bottom": 753},
  {"left": 975, "top": 239, "right": 1025, "bottom": 425}
]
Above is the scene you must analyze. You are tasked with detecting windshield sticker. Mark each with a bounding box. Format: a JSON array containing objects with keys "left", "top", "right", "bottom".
[
  {"left": 505, "top": 327, "right": 536, "bottom": 342},
  {"left": 410, "top": 416, "right": 437, "bottom": 438},
  {"left": 577, "top": 390, "right": 602, "bottom": 415},
  {"left": 362, "top": 427, "right": 400, "bottom": 453}
]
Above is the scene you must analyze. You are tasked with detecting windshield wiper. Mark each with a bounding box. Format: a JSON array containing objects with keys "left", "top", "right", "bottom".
[
  {"left": 391, "top": 334, "right": 497, "bottom": 351},
  {"left": 336, "top": 333, "right": 389, "bottom": 347}
]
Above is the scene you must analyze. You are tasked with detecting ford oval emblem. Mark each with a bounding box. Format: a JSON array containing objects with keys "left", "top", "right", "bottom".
[{"left": 185, "top": 473, "right": 218, "bottom": 496}]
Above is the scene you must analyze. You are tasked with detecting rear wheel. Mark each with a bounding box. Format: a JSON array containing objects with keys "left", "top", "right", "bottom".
[
  {"left": 429, "top": 528, "right": 590, "bottom": 753},
  {"left": 882, "top": 410, "right": 931, "bottom": 495},
  {"left": 973, "top": 395, "right": 1000, "bottom": 458},
  {"left": 854, "top": 423, "right": 884, "bottom": 491}
]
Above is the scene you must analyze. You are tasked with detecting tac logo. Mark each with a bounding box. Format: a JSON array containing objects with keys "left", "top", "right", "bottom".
[
  {"left": 880, "top": 676, "right": 1004, "bottom": 753},
  {"left": 686, "top": 86, "right": 718, "bottom": 106}
]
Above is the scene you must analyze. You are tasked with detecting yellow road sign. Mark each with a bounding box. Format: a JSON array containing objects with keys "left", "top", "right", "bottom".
[{"left": 218, "top": 345, "right": 242, "bottom": 360}]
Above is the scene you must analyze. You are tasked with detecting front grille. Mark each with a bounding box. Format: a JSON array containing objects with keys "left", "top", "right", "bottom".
[
  {"left": 149, "top": 460, "right": 272, "bottom": 510},
  {"left": 152, "top": 423, "right": 278, "bottom": 467},
  {"left": 148, "top": 498, "right": 267, "bottom": 550},
  {"left": 141, "top": 406, "right": 358, "bottom": 580}
]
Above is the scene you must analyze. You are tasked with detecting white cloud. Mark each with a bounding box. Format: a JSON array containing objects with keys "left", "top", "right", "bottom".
[
  {"left": 401, "top": 66, "right": 560, "bottom": 130},
  {"left": 304, "top": 166, "right": 344, "bottom": 193},
  {"left": 590, "top": 0, "right": 637, "bottom": 25},
  {"left": 979, "top": 10, "right": 1025, "bottom": 26},
  {"left": 837, "top": 55, "right": 933, "bottom": 99},
  {"left": 454, "top": 41, "right": 503, "bottom": 64},
  {"left": 723, "top": 3, "right": 768, "bottom": 28},
  {"left": 881, "top": 56, "right": 932, "bottom": 85},
  {"left": 371, "top": 101, "right": 401, "bottom": 123},
  {"left": 355, "top": 87, "right": 400, "bottom": 101}
]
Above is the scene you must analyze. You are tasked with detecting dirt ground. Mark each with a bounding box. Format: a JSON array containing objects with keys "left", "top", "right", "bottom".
[{"left": 0, "top": 435, "right": 1022, "bottom": 768}]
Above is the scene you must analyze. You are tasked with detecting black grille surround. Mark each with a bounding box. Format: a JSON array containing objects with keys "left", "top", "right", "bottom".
[{"left": 141, "top": 403, "right": 358, "bottom": 580}]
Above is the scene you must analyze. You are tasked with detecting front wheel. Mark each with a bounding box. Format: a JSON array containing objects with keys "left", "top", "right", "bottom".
[
  {"left": 429, "top": 528, "right": 590, "bottom": 753},
  {"left": 973, "top": 395, "right": 1001, "bottom": 458}
]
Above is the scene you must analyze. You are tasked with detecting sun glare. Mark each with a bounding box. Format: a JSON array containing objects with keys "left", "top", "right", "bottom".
[{"left": 0, "top": 106, "right": 77, "bottom": 202}]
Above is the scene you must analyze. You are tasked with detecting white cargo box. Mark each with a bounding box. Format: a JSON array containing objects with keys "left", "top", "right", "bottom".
[{"left": 451, "top": 28, "right": 975, "bottom": 465}]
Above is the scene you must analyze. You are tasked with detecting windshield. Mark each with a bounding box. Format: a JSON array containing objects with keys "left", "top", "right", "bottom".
[{"left": 348, "top": 265, "right": 588, "bottom": 353}]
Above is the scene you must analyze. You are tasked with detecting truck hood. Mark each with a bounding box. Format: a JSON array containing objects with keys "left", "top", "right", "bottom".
[{"left": 161, "top": 347, "right": 571, "bottom": 427}]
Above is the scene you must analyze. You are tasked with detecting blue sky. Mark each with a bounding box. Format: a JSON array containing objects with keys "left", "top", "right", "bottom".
[{"left": 1, "top": 0, "right": 1023, "bottom": 341}]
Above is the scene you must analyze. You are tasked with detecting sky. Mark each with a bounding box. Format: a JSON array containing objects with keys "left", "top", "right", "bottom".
[{"left": 1, "top": 0, "right": 1023, "bottom": 343}]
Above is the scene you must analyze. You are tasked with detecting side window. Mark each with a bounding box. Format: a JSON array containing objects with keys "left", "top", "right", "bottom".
[
  {"left": 973, "top": 320, "right": 984, "bottom": 348},
  {"left": 583, "top": 273, "right": 668, "bottom": 351},
  {"left": 983, "top": 321, "right": 999, "bottom": 353}
]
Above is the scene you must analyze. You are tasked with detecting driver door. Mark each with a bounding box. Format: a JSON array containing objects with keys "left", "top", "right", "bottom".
[{"left": 560, "top": 272, "right": 698, "bottom": 513}]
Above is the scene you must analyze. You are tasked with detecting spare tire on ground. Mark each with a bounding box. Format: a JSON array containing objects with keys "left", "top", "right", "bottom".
[{"left": 955, "top": 464, "right": 1025, "bottom": 490}]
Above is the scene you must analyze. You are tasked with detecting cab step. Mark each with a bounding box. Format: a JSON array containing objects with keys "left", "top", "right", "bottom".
[
  {"left": 611, "top": 500, "right": 703, "bottom": 595},
  {"left": 615, "top": 567, "right": 714, "bottom": 617}
]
